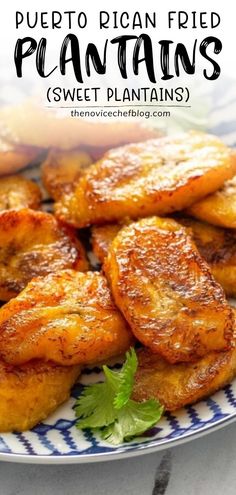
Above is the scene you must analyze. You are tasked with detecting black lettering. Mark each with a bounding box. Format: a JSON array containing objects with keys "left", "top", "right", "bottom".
[
  {"left": 175, "top": 40, "right": 197, "bottom": 76},
  {"left": 159, "top": 40, "right": 174, "bottom": 80},
  {"left": 16, "top": 11, "right": 23, "bottom": 29},
  {"left": 52, "top": 11, "right": 62, "bottom": 29},
  {"left": 36, "top": 38, "right": 57, "bottom": 77},
  {"left": 85, "top": 41, "right": 108, "bottom": 76},
  {"left": 178, "top": 11, "right": 188, "bottom": 29},
  {"left": 64, "top": 11, "right": 76, "bottom": 29},
  {"left": 52, "top": 87, "right": 61, "bottom": 102},
  {"left": 211, "top": 12, "right": 221, "bottom": 28},
  {"left": 26, "top": 12, "right": 38, "bottom": 29},
  {"left": 200, "top": 36, "right": 222, "bottom": 80},
  {"left": 60, "top": 34, "right": 83, "bottom": 83},
  {"left": 111, "top": 35, "right": 137, "bottom": 79},
  {"left": 120, "top": 12, "right": 129, "bottom": 29},
  {"left": 14, "top": 37, "right": 37, "bottom": 77},
  {"left": 133, "top": 34, "right": 156, "bottom": 83},
  {"left": 100, "top": 11, "right": 109, "bottom": 29}
]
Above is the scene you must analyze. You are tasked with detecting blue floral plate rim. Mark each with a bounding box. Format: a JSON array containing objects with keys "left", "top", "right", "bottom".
[
  {"left": 0, "top": 375, "right": 235, "bottom": 464},
  {"left": 0, "top": 410, "right": 235, "bottom": 464}
]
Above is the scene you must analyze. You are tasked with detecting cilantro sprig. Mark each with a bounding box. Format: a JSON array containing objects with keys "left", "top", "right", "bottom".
[{"left": 75, "top": 348, "right": 164, "bottom": 445}]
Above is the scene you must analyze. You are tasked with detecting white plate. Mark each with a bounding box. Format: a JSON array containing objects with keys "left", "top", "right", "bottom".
[{"left": 0, "top": 369, "right": 236, "bottom": 464}]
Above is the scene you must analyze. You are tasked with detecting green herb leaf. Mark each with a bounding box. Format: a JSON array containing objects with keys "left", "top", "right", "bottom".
[
  {"left": 75, "top": 381, "right": 116, "bottom": 429},
  {"left": 75, "top": 348, "right": 164, "bottom": 444},
  {"left": 102, "top": 399, "right": 164, "bottom": 445},
  {"left": 113, "top": 348, "right": 138, "bottom": 410}
]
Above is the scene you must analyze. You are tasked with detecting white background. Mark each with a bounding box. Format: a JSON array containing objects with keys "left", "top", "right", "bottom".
[{"left": 0, "top": 0, "right": 235, "bottom": 105}]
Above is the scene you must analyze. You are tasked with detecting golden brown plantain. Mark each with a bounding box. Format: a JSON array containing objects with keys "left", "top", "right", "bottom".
[
  {"left": 0, "top": 102, "right": 157, "bottom": 150},
  {"left": 91, "top": 224, "right": 125, "bottom": 263},
  {"left": 0, "top": 209, "right": 88, "bottom": 301},
  {"left": 0, "top": 175, "right": 42, "bottom": 211},
  {"left": 132, "top": 347, "right": 236, "bottom": 411},
  {"left": 104, "top": 217, "right": 234, "bottom": 363},
  {"left": 55, "top": 132, "right": 236, "bottom": 227},
  {"left": 41, "top": 149, "right": 92, "bottom": 200},
  {"left": 0, "top": 359, "right": 80, "bottom": 432},
  {"left": 0, "top": 269, "right": 133, "bottom": 366},
  {"left": 0, "top": 137, "right": 40, "bottom": 176},
  {"left": 187, "top": 176, "right": 236, "bottom": 228},
  {"left": 177, "top": 216, "right": 236, "bottom": 297},
  {"left": 92, "top": 219, "right": 236, "bottom": 298},
  {"left": 96, "top": 217, "right": 236, "bottom": 301}
]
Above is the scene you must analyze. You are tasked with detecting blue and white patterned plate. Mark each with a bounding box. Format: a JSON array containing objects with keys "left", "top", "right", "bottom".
[
  {"left": 0, "top": 80, "right": 236, "bottom": 463},
  {"left": 0, "top": 369, "right": 236, "bottom": 464}
]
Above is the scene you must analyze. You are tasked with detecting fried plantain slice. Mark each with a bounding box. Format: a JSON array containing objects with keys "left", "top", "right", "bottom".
[
  {"left": 91, "top": 224, "right": 125, "bottom": 263},
  {"left": 0, "top": 137, "right": 40, "bottom": 176},
  {"left": 92, "top": 219, "right": 236, "bottom": 298},
  {"left": 0, "top": 175, "right": 42, "bottom": 211},
  {"left": 177, "top": 217, "right": 236, "bottom": 297},
  {"left": 132, "top": 347, "right": 236, "bottom": 411},
  {"left": 0, "top": 359, "right": 80, "bottom": 432},
  {"left": 0, "top": 269, "right": 133, "bottom": 366},
  {"left": 41, "top": 149, "right": 92, "bottom": 200},
  {"left": 0, "top": 209, "right": 88, "bottom": 301},
  {"left": 55, "top": 132, "right": 236, "bottom": 227},
  {"left": 104, "top": 217, "right": 234, "bottom": 364},
  {"left": 92, "top": 219, "right": 236, "bottom": 301},
  {"left": 0, "top": 102, "right": 157, "bottom": 150},
  {"left": 187, "top": 176, "right": 236, "bottom": 229}
]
